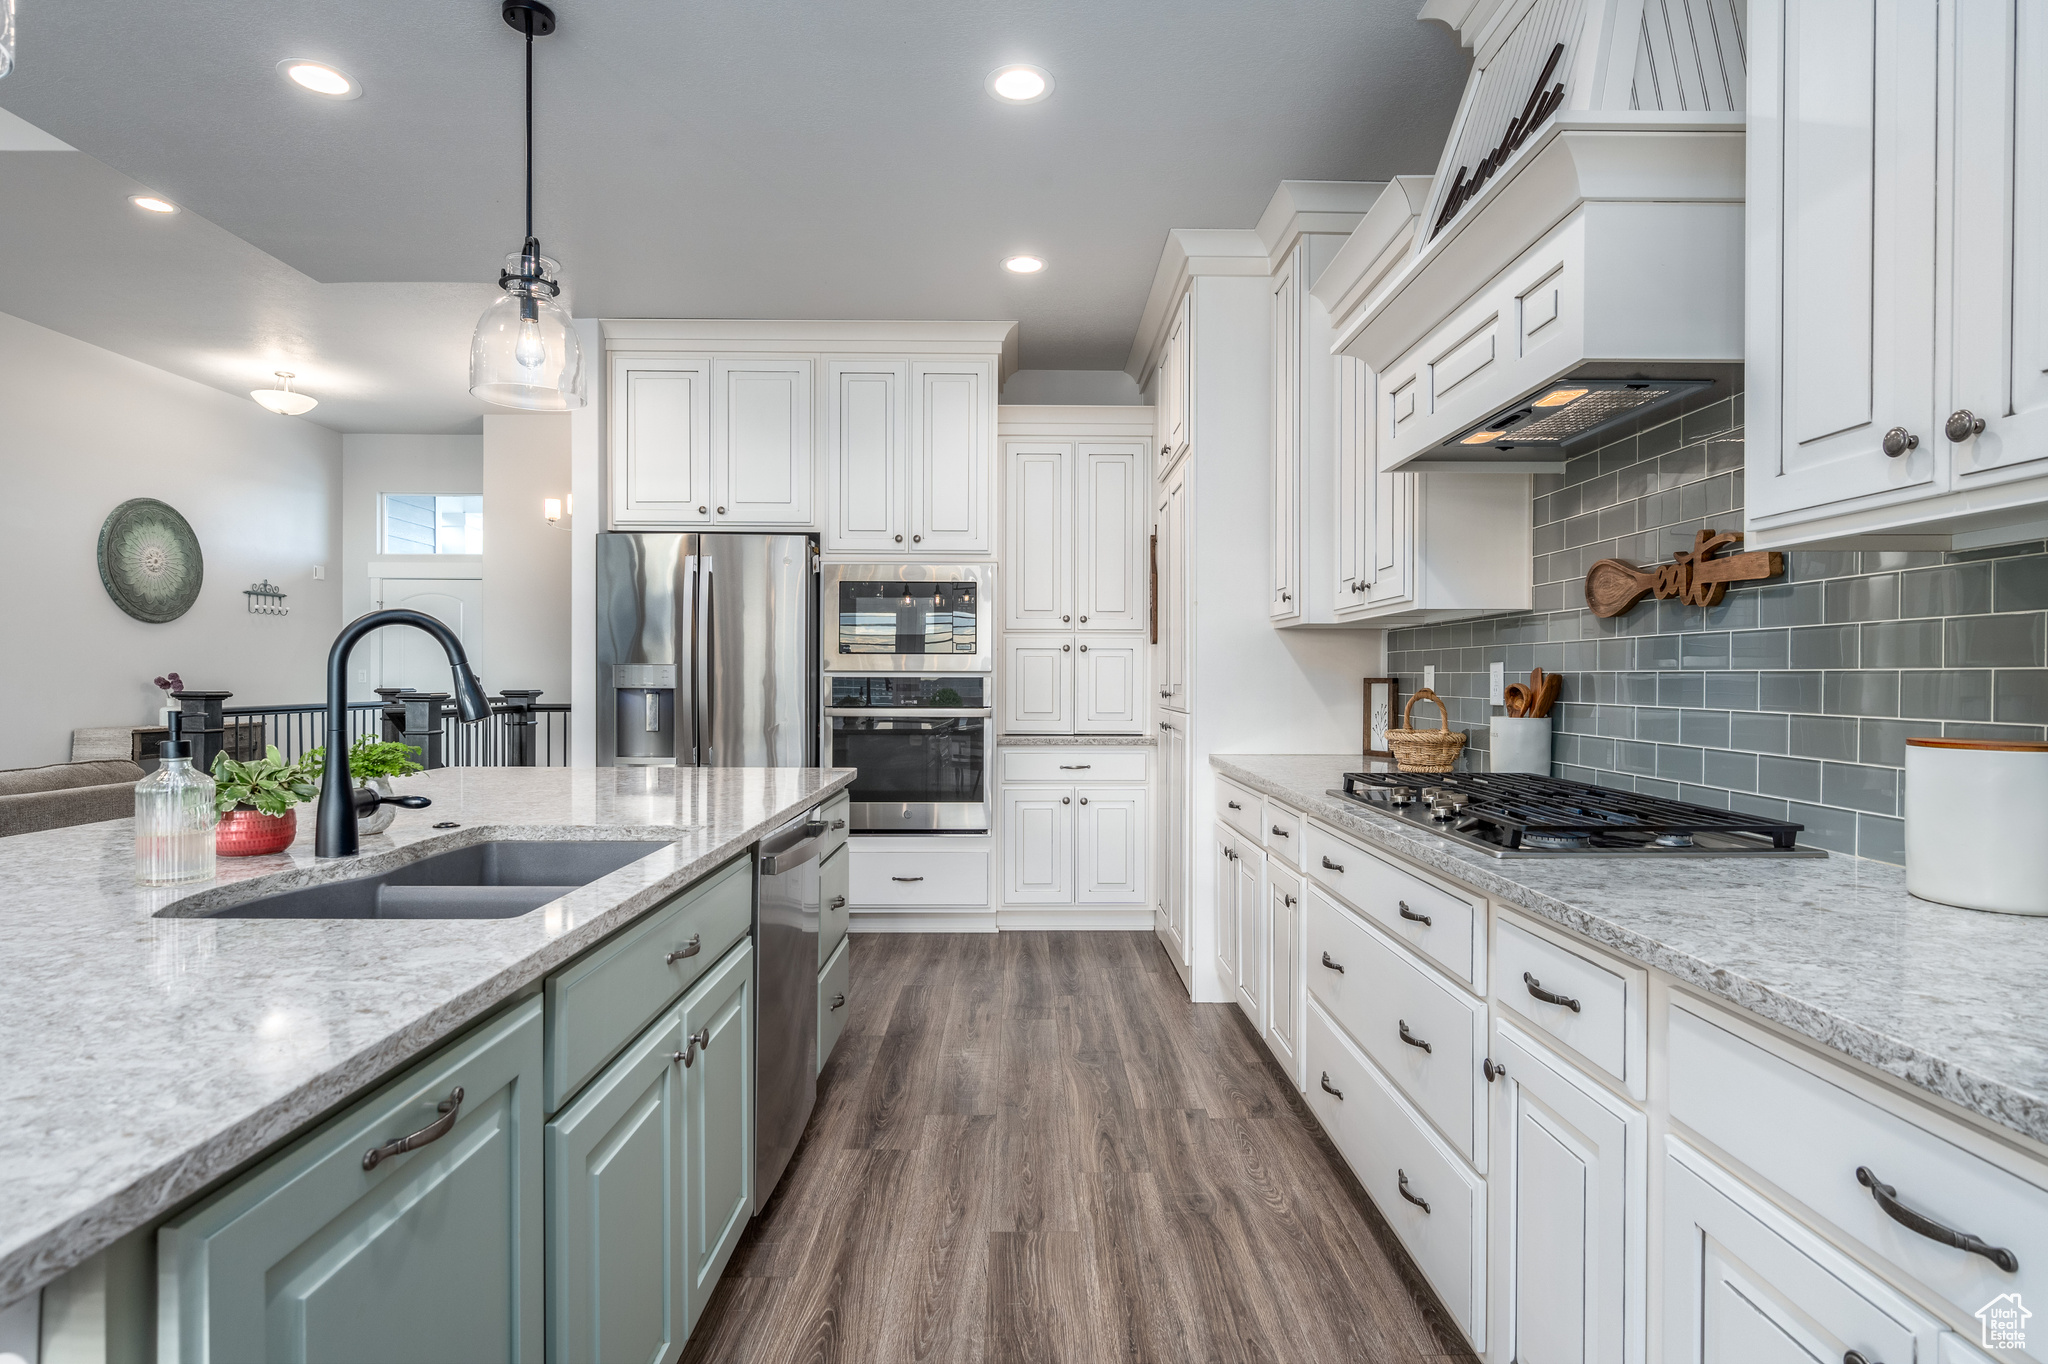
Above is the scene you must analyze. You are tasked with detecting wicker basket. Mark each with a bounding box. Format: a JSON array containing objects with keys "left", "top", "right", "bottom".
[{"left": 1384, "top": 689, "right": 1467, "bottom": 772}]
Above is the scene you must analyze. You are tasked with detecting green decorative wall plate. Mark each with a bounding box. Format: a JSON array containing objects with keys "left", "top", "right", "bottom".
[{"left": 98, "top": 498, "right": 203, "bottom": 623}]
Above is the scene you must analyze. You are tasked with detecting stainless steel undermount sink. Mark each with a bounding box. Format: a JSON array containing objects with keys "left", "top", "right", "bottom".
[{"left": 204, "top": 840, "right": 674, "bottom": 920}]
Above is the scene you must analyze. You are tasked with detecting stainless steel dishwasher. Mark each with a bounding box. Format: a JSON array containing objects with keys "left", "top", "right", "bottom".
[{"left": 755, "top": 806, "right": 824, "bottom": 1199}]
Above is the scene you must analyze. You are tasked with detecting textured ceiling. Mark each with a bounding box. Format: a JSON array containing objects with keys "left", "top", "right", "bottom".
[{"left": 0, "top": 0, "right": 1467, "bottom": 430}]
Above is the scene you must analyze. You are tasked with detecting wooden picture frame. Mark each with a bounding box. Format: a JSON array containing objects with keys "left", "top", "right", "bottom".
[{"left": 1363, "top": 678, "right": 1398, "bottom": 760}]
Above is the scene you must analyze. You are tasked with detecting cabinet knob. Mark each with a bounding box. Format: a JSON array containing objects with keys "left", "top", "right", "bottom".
[
  {"left": 1160, "top": 443, "right": 1170, "bottom": 456},
  {"left": 1062, "top": 643, "right": 1071, "bottom": 652},
  {"left": 1882, "top": 427, "right": 1919, "bottom": 458},
  {"left": 913, "top": 534, "right": 922, "bottom": 543},
  {"left": 1079, "top": 796, "right": 1088, "bottom": 805},
  {"left": 1062, "top": 796, "right": 1071, "bottom": 805},
  {"left": 1079, "top": 645, "right": 1088, "bottom": 652},
  {"left": 698, "top": 505, "right": 708, "bottom": 514},
  {"left": 1062, "top": 614, "right": 1071, "bottom": 622},
  {"left": 1483, "top": 1057, "right": 1506, "bottom": 1082},
  {"left": 716, "top": 506, "right": 726, "bottom": 515},
  {"left": 894, "top": 534, "right": 903, "bottom": 543},
  {"left": 1079, "top": 615, "right": 1087, "bottom": 623},
  {"left": 1945, "top": 410, "right": 1986, "bottom": 442},
  {"left": 1280, "top": 591, "right": 1291, "bottom": 602}
]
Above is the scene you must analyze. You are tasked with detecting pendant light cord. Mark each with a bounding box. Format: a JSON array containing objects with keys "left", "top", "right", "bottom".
[{"left": 523, "top": 17, "right": 534, "bottom": 250}]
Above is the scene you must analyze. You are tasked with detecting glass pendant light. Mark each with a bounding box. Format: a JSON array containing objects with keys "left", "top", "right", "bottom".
[
  {"left": 469, "top": 1, "right": 585, "bottom": 411},
  {"left": 1, "top": 0, "right": 16, "bottom": 79}
]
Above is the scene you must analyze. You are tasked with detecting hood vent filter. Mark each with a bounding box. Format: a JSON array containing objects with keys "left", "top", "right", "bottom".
[{"left": 1455, "top": 378, "right": 1714, "bottom": 452}]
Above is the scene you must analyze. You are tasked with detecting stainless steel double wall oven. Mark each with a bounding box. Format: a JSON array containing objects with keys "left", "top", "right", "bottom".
[{"left": 821, "top": 564, "right": 993, "bottom": 832}]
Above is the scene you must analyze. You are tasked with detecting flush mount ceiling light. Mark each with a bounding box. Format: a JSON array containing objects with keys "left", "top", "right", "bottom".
[
  {"left": 251, "top": 371, "right": 317, "bottom": 416},
  {"left": 1451, "top": 378, "right": 1714, "bottom": 452},
  {"left": 470, "top": 0, "right": 585, "bottom": 412},
  {"left": 130, "top": 195, "right": 179, "bottom": 214},
  {"left": 986, "top": 64, "right": 1051, "bottom": 103},
  {"left": 1003, "top": 255, "right": 1045, "bottom": 274},
  {"left": 277, "top": 58, "right": 360, "bottom": 99}
]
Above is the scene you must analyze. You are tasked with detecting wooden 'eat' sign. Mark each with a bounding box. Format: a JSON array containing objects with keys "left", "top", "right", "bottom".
[{"left": 1584, "top": 529, "right": 1785, "bottom": 618}]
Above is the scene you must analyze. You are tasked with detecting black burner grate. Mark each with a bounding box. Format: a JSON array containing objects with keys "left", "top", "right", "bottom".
[{"left": 1338, "top": 771, "right": 1805, "bottom": 851}]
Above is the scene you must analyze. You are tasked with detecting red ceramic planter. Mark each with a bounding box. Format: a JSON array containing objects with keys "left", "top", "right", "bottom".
[{"left": 216, "top": 806, "right": 297, "bottom": 857}]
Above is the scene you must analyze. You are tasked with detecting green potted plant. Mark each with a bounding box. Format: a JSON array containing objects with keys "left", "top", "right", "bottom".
[
  {"left": 305, "top": 738, "right": 426, "bottom": 835},
  {"left": 210, "top": 746, "right": 319, "bottom": 856}
]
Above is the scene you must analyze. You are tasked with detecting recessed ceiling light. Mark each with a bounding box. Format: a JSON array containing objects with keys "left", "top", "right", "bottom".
[
  {"left": 1003, "top": 255, "right": 1046, "bottom": 274},
  {"left": 278, "top": 58, "right": 361, "bottom": 100},
  {"left": 130, "top": 195, "right": 178, "bottom": 214},
  {"left": 986, "top": 64, "right": 1052, "bottom": 104}
]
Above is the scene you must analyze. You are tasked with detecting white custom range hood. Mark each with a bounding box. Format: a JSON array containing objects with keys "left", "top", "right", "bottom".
[{"left": 1331, "top": 0, "right": 1747, "bottom": 471}]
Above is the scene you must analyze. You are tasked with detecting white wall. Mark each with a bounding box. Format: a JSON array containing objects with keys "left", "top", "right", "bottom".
[
  {"left": 481, "top": 414, "right": 572, "bottom": 702},
  {"left": 0, "top": 309, "right": 342, "bottom": 770},
  {"left": 1000, "top": 369, "right": 1144, "bottom": 406},
  {"left": 338, "top": 434, "right": 482, "bottom": 623}
]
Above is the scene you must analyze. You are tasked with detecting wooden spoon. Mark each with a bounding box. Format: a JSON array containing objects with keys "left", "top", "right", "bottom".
[
  {"left": 1584, "top": 558, "right": 1659, "bottom": 618},
  {"left": 1533, "top": 673, "right": 1562, "bottom": 718},
  {"left": 1503, "top": 683, "right": 1531, "bottom": 718}
]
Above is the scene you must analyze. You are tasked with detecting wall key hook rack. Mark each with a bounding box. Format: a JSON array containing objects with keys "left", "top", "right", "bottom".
[{"left": 243, "top": 579, "right": 290, "bottom": 616}]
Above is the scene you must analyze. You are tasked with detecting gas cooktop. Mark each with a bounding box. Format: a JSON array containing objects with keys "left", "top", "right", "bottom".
[{"left": 1326, "top": 771, "right": 1823, "bottom": 858}]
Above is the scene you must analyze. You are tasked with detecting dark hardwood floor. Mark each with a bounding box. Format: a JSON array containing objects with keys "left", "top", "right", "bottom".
[{"left": 681, "top": 931, "right": 1478, "bottom": 1364}]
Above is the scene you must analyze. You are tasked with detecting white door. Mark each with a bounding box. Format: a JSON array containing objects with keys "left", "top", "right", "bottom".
[
  {"left": 1335, "top": 354, "right": 1370, "bottom": 608},
  {"left": 1749, "top": 0, "right": 1940, "bottom": 522},
  {"left": 1002, "top": 640, "right": 1073, "bottom": 734},
  {"left": 1663, "top": 1142, "right": 1943, "bottom": 1364},
  {"left": 1003, "top": 787, "right": 1072, "bottom": 904},
  {"left": 1265, "top": 862, "right": 1304, "bottom": 1086},
  {"left": 371, "top": 577, "right": 483, "bottom": 694},
  {"left": 1005, "top": 443, "right": 1072, "bottom": 629},
  {"left": 1158, "top": 464, "right": 1190, "bottom": 713},
  {"left": 1212, "top": 828, "right": 1240, "bottom": 999},
  {"left": 1161, "top": 293, "right": 1191, "bottom": 471},
  {"left": 1074, "top": 636, "right": 1144, "bottom": 734},
  {"left": 712, "top": 358, "right": 811, "bottom": 525},
  {"left": 1950, "top": 1, "right": 2048, "bottom": 489},
  {"left": 1158, "top": 717, "right": 1188, "bottom": 966},
  {"left": 909, "top": 361, "right": 990, "bottom": 552},
  {"left": 824, "top": 360, "right": 907, "bottom": 551},
  {"left": 1234, "top": 840, "right": 1264, "bottom": 1029},
  {"left": 1492, "top": 1021, "right": 1646, "bottom": 1364},
  {"left": 1076, "top": 443, "right": 1145, "bottom": 631},
  {"left": 610, "top": 352, "right": 713, "bottom": 527},
  {"left": 1075, "top": 787, "right": 1146, "bottom": 905},
  {"left": 1270, "top": 246, "right": 1301, "bottom": 622}
]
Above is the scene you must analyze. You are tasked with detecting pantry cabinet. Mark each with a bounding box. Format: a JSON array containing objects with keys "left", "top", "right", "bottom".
[
  {"left": 1156, "top": 462, "right": 1189, "bottom": 711},
  {"left": 1748, "top": 0, "right": 2048, "bottom": 546}
]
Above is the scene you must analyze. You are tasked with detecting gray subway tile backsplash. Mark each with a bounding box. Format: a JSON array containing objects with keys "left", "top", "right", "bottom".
[{"left": 1384, "top": 400, "right": 2047, "bottom": 867}]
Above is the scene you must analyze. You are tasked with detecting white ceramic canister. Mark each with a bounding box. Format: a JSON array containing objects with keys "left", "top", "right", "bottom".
[
  {"left": 1904, "top": 737, "right": 2048, "bottom": 915},
  {"left": 1490, "top": 716, "right": 1553, "bottom": 776}
]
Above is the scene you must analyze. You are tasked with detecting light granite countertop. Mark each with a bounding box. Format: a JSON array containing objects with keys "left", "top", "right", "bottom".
[
  {"left": 0, "top": 764, "right": 853, "bottom": 1305},
  {"left": 996, "top": 733, "right": 1156, "bottom": 747},
  {"left": 1213, "top": 754, "right": 2048, "bottom": 1150}
]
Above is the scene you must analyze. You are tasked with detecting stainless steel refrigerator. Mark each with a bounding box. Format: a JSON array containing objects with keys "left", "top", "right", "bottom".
[{"left": 596, "top": 533, "right": 819, "bottom": 769}]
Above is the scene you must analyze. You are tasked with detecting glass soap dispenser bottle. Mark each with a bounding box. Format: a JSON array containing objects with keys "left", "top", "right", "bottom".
[{"left": 135, "top": 724, "right": 217, "bottom": 886}]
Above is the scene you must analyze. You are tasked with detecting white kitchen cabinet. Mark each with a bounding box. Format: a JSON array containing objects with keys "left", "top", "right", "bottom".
[
  {"left": 1489, "top": 1021, "right": 1646, "bottom": 1364},
  {"left": 1001, "top": 640, "right": 1073, "bottom": 734},
  {"left": 610, "top": 353, "right": 712, "bottom": 528},
  {"left": 1212, "top": 827, "right": 1239, "bottom": 1001},
  {"left": 1157, "top": 715, "right": 1188, "bottom": 970},
  {"left": 823, "top": 360, "right": 907, "bottom": 551},
  {"left": 1270, "top": 244, "right": 1302, "bottom": 622},
  {"left": 1076, "top": 444, "right": 1145, "bottom": 631},
  {"left": 1748, "top": 0, "right": 2048, "bottom": 546},
  {"left": 1005, "top": 443, "right": 1072, "bottom": 629},
  {"left": 1075, "top": 787, "right": 1146, "bottom": 904},
  {"left": 1156, "top": 462, "right": 1190, "bottom": 712},
  {"left": 1002, "top": 776, "right": 1146, "bottom": 910},
  {"left": 1233, "top": 828, "right": 1264, "bottom": 1028},
  {"left": 909, "top": 361, "right": 992, "bottom": 553},
  {"left": 712, "top": 358, "right": 812, "bottom": 525},
  {"left": 1264, "top": 860, "right": 1305, "bottom": 1087},
  {"left": 1074, "top": 635, "right": 1144, "bottom": 733},
  {"left": 1663, "top": 1140, "right": 1944, "bottom": 1364},
  {"left": 1003, "top": 787, "right": 1074, "bottom": 904},
  {"left": 1157, "top": 293, "right": 1190, "bottom": 477}
]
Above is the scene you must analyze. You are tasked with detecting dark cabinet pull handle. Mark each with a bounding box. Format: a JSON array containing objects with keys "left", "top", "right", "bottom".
[
  {"left": 1059, "top": 764, "right": 1092, "bottom": 770},
  {"left": 674, "top": 1025, "right": 712, "bottom": 1067},
  {"left": 1321, "top": 952, "right": 1344, "bottom": 974},
  {"left": 831, "top": 993, "right": 846, "bottom": 1010},
  {"left": 1319, "top": 1072, "right": 1343, "bottom": 1099},
  {"left": 1397, "top": 901, "right": 1431, "bottom": 926},
  {"left": 831, "top": 818, "right": 846, "bottom": 829},
  {"left": 1321, "top": 855, "right": 1344, "bottom": 872},
  {"left": 1397, "top": 1169, "right": 1430, "bottom": 1213},
  {"left": 363, "top": 1086, "right": 463, "bottom": 1170},
  {"left": 1227, "top": 800, "right": 1243, "bottom": 810},
  {"left": 892, "top": 875, "right": 925, "bottom": 882},
  {"left": 1855, "top": 1166, "right": 2018, "bottom": 1272},
  {"left": 1483, "top": 1058, "right": 1506, "bottom": 1082},
  {"left": 1270, "top": 825, "right": 1290, "bottom": 838},
  {"left": 665, "top": 934, "right": 702, "bottom": 965},
  {"left": 1524, "top": 971, "right": 1581, "bottom": 1012},
  {"left": 1283, "top": 893, "right": 1297, "bottom": 907},
  {"left": 829, "top": 896, "right": 847, "bottom": 910},
  {"left": 1398, "top": 1020, "right": 1432, "bottom": 1053}
]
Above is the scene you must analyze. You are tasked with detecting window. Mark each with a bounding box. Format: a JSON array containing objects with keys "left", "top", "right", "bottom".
[{"left": 383, "top": 494, "right": 482, "bottom": 554}]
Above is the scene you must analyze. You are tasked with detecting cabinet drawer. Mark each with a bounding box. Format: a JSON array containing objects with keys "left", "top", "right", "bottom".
[
  {"left": 545, "top": 855, "right": 753, "bottom": 1113},
  {"left": 818, "top": 934, "right": 852, "bottom": 1074},
  {"left": 1669, "top": 1004, "right": 2047, "bottom": 1335},
  {"left": 159, "top": 997, "right": 546, "bottom": 1364},
  {"left": 1493, "top": 917, "right": 1636, "bottom": 1091},
  {"left": 1003, "top": 749, "right": 1147, "bottom": 783},
  {"left": 850, "top": 845, "right": 988, "bottom": 905},
  {"left": 820, "top": 843, "right": 849, "bottom": 965},
  {"left": 1217, "top": 777, "right": 1263, "bottom": 842},
  {"left": 1306, "top": 999, "right": 1485, "bottom": 1348},
  {"left": 1306, "top": 823, "right": 1478, "bottom": 988},
  {"left": 820, "top": 792, "right": 851, "bottom": 851},
  {"left": 1263, "top": 802, "right": 1303, "bottom": 866},
  {"left": 1306, "top": 888, "right": 1486, "bottom": 1165}
]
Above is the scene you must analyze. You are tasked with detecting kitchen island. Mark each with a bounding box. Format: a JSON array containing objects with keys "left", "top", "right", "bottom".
[{"left": 0, "top": 763, "right": 853, "bottom": 1323}]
